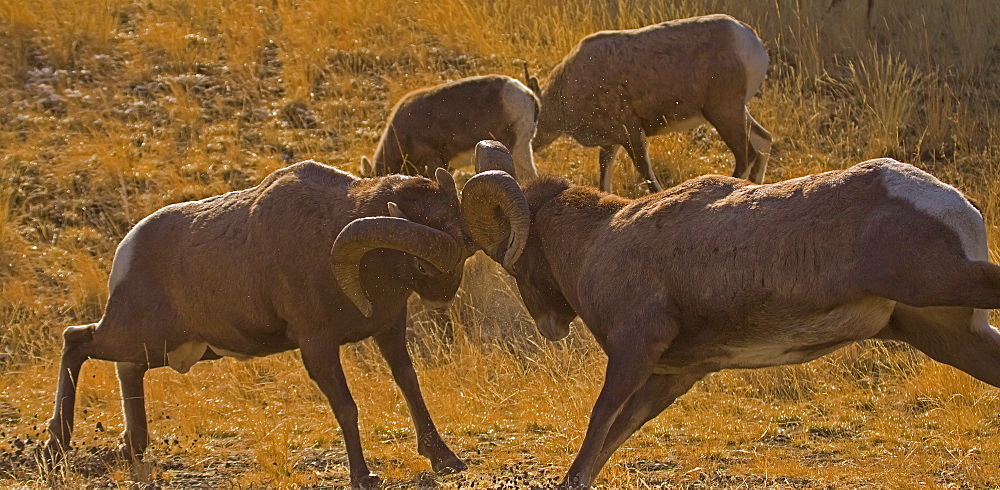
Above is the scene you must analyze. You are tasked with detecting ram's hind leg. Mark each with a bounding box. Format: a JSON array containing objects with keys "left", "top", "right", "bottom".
[
  {"left": 46, "top": 324, "right": 97, "bottom": 455},
  {"left": 705, "top": 100, "right": 763, "bottom": 183},
  {"left": 880, "top": 304, "right": 1000, "bottom": 388},
  {"left": 867, "top": 256, "right": 1000, "bottom": 311},
  {"left": 510, "top": 129, "right": 538, "bottom": 181},
  {"left": 746, "top": 112, "right": 772, "bottom": 184},
  {"left": 47, "top": 312, "right": 169, "bottom": 461},
  {"left": 599, "top": 145, "right": 621, "bottom": 193}
]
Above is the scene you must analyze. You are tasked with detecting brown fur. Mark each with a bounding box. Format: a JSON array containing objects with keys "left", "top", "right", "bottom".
[
  {"left": 491, "top": 158, "right": 1000, "bottom": 487},
  {"left": 532, "top": 14, "right": 772, "bottom": 192},
  {"left": 46, "top": 161, "right": 470, "bottom": 487},
  {"left": 368, "top": 75, "right": 539, "bottom": 179}
]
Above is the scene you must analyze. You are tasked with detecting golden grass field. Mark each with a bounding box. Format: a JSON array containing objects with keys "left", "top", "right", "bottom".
[{"left": 1, "top": 0, "right": 1000, "bottom": 487}]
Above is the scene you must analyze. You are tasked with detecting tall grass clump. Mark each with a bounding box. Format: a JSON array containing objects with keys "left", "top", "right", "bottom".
[{"left": 842, "top": 51, "right": 923, "bottom": 159}]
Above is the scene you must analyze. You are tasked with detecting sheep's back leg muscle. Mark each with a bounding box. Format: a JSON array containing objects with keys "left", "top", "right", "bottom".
[
  {"left": 703, "top": 99, "right": 759, "bottom": 182},
  {"left": 881, "top": 304, "right": 1000, "bottom": 387},
  {"left": 46, "top": 323, "right": 96, "bottom": 453},
  {"left": 747, "top": 112, "right": 772, "bottom": 183}
]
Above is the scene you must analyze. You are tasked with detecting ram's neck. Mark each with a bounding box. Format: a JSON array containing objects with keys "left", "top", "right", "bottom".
[{"left": 533, "top": 185, "right": 629, "bottom": 311}]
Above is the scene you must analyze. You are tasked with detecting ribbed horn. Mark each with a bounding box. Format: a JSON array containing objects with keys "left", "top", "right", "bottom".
[
  {"left": 332, "top": 216, "right": 461, "bottom": 317},
  {"left": 461, "top": 164, "right": 530, "bottom": 271},
  {"left": 474, "top": 140, "right": 518, "bottom": 179}
]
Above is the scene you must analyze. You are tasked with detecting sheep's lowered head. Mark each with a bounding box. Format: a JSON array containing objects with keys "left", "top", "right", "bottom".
[
  {"left": 333, "top": 168, "right": 465, "bottom": 317},
  {"left": 334, "top": 165, "right": 531, "bottom": 318},
  {"left": 461, "top": 141, "right": 572, "bottom": 339},
  {"left": 362, "top": 75, "right": 540, "bottom": 181}
]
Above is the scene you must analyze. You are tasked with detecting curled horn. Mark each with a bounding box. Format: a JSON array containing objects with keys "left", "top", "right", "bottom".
[
  {"left": 332, "top": 216, "right": 461, "bottom": 317},
  {"left": 475, "top": 139, "right": 518, "bottom": 177},
  {"left": 461, "top": 141, "right": 530, "bottom": 271}
]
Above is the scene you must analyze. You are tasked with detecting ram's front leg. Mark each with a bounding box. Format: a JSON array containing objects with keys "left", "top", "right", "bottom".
[
  {"left": 592, "top": 371, "right": 705, "bottom": 474},
  {"left": 374, "top": 312, "right": 465, "bottom": 474},
  {"left": 300, "top": 337, "right": 380, "bottom": 489},
  {"left": 561, "top": 322, "right": 675, "bottom": 488},
  {"left": 116, "top": 361, "right": 149, "bottom": 460}
]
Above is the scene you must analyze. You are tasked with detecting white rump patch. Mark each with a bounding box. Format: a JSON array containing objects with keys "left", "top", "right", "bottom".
[
  {"left": 879, "top": 159, "right": 987, "bottom": 260},
  {"left": 501, "top": 78, "right": 537, "bottom": 129},
  {"left": 502, "top": 79, "right": 540, "bottom": 179},
  {"left": 108, "top": 215, "right": 150, "bottom": 293}
]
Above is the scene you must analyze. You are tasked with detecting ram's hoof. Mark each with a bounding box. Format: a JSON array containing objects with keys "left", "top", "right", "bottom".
[
  {"left": 351, "top": 472, "right": 382, "bottom": 489},
  {"left": 432, "top": 455, "right": 467, "bottom": 475},
  {"left": 37, "top": 441, "right": 66, "bottom": 468}
]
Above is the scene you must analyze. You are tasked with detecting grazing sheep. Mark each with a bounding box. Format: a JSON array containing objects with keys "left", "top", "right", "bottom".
[
  {"left": 528, "top": 14, "right": 772, "bottom": 192},
  {"left": 45, "top": 160, "right": 527, "bottom": 488},
  {"left": 361, "top": 74, "right": 539, "bottom": 181},
  {"left": 464, "top": 141, "right": 1000, "bottom": 488}
]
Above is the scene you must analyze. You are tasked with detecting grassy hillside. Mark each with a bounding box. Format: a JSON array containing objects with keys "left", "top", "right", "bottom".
[{"left": 1, "top": 0, "right": 999, "bottom": 487}]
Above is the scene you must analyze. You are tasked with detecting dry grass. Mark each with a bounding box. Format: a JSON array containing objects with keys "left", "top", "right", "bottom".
[{"left": 1, "top": 0, "right": 1000, "bottom": 487}]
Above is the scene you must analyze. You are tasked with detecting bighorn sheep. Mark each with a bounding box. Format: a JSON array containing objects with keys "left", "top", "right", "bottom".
[
  {"left": 361, "top": 74, "right": 539, "bottom": 181},
  {"left": 465, "top": 141, "right": 1000, "bottom": 488},
  {"left": 45, "top": 160, "right": 527, "bottom": 488},
  {"left": 527, "top": 14, "right": 773, "bottom": 193}
]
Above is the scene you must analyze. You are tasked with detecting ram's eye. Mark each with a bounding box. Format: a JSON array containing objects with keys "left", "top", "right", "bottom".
[{"left": 415, "top": 258, "right": 433, "bottom": 275}]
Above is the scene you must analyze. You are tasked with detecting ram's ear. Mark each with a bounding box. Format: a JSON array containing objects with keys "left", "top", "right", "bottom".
[
  {"left": 527, "top": 76, "right": 541, "bottom": 96},
  {"left": 522, "top": 60, "right": 542, "bottom": 96},
  {"left": 359, "top": 156, "right": 373, "bottom": 177},
  {"left": 387, "top": 202, "right": 409, "bottom": 220}
]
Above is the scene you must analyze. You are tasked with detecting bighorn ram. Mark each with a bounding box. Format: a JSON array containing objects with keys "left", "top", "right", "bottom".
[
  {"left": 527, "top": 14, "right": 773, "bottom": 192},
  {"left": 361, "top": 74, "right": 539, "bottom": 181},
  {"left": 466, "top": 141, "right": 1000, "bottom": 488},
  {"left": 45, "top": 160, "right": 527, "bottom": 488}
]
